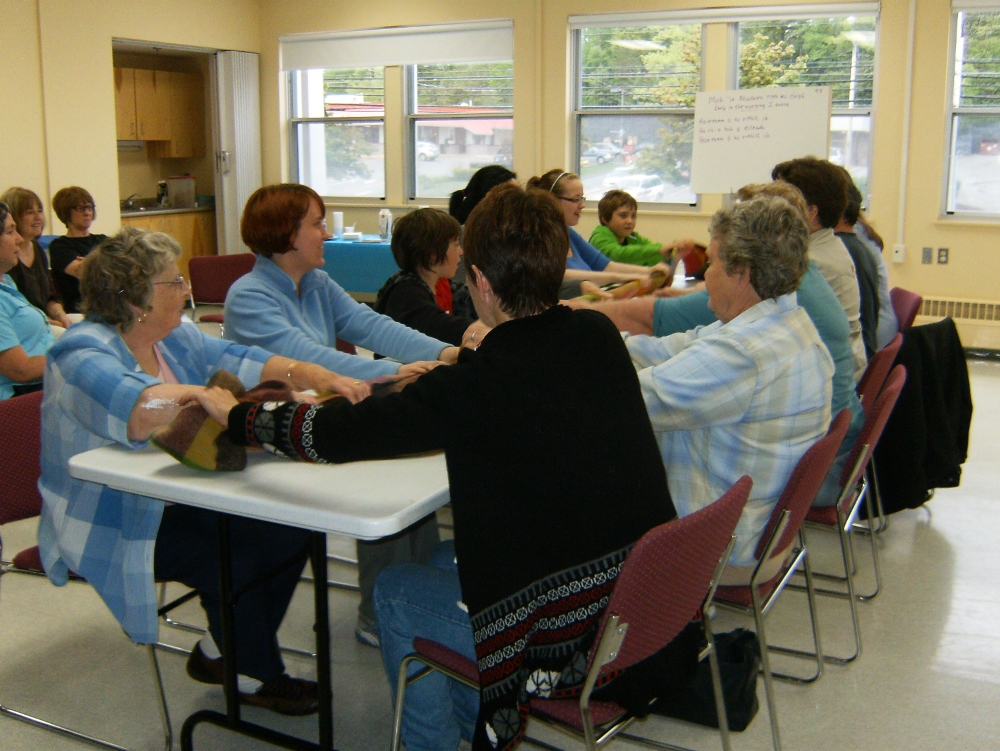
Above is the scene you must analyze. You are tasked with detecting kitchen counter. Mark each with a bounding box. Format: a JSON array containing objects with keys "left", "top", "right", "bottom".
[{"left": 120, "top": 205, "right": 214, "bottom": 218}]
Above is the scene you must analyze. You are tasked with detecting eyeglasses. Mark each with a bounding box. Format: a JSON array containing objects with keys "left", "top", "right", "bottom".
[
  {"left": 154, "top": 275, "right": 189, "bottom": 289},
  {"left": 73, "top": 204, "right": 96, "bottom": 213},
  {"left": 558, "top": 196, "right": 586, "bottom": 206}
]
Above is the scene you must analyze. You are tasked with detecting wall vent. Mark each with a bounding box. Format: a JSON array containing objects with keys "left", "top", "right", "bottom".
[
  {"left": 921, "top": 297, "right": 1000, "bottom": 322},
  {"left": 917, "top": 296, "right": 1000, "bottom": 351}
]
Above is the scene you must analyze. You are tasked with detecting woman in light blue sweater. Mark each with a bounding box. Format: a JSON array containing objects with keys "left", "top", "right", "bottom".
[{"left": 224, "top": 183, "right": 458, "bottom": 647}]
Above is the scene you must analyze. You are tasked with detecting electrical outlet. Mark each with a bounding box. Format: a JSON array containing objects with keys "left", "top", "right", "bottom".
[
  {"left": 922, "top": 247, "right": 933, "bottom": 264},
  {"left": 892, "top": 244, "right": 906, "bottom": 263},
  {"left": 937, "top": 247, "right": 949, "bottom": 264}
]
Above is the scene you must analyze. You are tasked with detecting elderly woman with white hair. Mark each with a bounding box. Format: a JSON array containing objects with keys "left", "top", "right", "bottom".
[{"left": 38, "top": 226, "right": 369, "bottom": 716}]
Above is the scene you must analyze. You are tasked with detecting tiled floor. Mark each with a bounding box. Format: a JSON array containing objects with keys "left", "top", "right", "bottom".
[{"left": 1, "top": 359, "right": 998, "bottom": 750}]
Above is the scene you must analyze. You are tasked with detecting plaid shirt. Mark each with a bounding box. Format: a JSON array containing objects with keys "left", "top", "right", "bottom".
[
  {"left": 37, "top": 319, "right": 270, "bottom": 643},
  {"left": 625, "top": 294, "right": 833, "bottom": 566}
]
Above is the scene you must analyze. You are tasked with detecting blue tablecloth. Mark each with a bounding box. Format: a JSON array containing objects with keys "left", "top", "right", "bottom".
[{"left": 322, "top": 236, "right": 397, "bottom": 297}]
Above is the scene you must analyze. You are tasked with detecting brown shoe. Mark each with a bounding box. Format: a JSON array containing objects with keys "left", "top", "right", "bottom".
[
  {"left": 186, "top": 643, "right": 224, "bottom": 685},
  {"left": 240, "top": 674, "right": 319, "bottom": 716}
]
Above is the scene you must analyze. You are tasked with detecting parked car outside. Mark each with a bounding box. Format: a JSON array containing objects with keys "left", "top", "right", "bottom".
[
  {"left": 416, "top": 141, "right": 440, "bottom": 161},
  {"left": 601, "top": 172, "right": 664, "bottom": 201},
  {"left": 581, "top": 143, "right": 621, "bottom": 165}
]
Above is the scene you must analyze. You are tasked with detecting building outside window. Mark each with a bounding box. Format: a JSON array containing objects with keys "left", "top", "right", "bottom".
[
  {"left": 573, "top": 22, "right": 702, "bottom": 205},
  {"left": 737, "top": 12, "right": 878, "bottom": 198},
  {"left": 946, "top": 9, "right": 1000, "bottom": 215},
  {"left": 289, "top": 67, "right": 385, "bottom": 198},
  {"left": 409, "top": 62, "right": 513, "bottom": 198}
]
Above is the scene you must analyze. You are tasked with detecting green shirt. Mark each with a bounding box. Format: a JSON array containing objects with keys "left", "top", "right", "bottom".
[{"left": 589, "top": 224, "right": 662, "bottom": 266}]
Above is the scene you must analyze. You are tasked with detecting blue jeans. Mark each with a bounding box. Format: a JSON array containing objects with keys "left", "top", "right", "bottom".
[{"left": 373, "top": 541, "right": 479, "bottom": 751}]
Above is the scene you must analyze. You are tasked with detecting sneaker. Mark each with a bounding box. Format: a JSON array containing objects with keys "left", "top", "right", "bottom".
[
  {"left": 240, "top": 674, "right": 319, "bottom": 716},
  {"left": 355, "top": 616, "right": 380, "bottom": 648},
  {"left": 186, "top": 642, "right": 224, "bottom": 685}
]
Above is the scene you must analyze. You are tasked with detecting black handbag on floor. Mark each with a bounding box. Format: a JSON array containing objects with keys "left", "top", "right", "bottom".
[{"left": 650, "top": 628, "right": 761, "bottom": 731}]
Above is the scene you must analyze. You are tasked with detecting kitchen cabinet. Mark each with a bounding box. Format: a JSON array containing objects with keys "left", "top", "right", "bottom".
[
  {"left": 114, "top": 68, "right": 171, "bottom": 141},
  {"left": 149, "top": 73, "right": 205, "bottom": 158},
  {"left": 121, "top": 211, "right": 216, "bottom": 278}
]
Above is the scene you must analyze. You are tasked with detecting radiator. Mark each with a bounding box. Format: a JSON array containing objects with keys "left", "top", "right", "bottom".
[{"left": 916, "top": 296, "right": 1000, "bottom": 350}]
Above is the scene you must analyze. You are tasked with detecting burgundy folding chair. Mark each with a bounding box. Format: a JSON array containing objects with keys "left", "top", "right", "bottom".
[
  {"left": 0, "top": 391, "right": 172, "bottom": 750},
  {"left": 714, "top": 410, "right": 851, "bottom": 751},
  {"left": 187, "top": 253, "right": 256, "bottom": 335},
  {"left": 854, "top": 333, "right": 903, "bottom": 534},
  {"left": 802, "top": 366, "right": 906, "bottom": 663},
  {"left": 889, "top": 287, "right": 922, "bottom": 332},
  {"left": 390, "top": 476, "right": 753, "bottom": 751}
]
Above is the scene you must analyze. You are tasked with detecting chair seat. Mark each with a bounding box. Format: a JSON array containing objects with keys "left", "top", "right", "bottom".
[
  {"left": 529, "top": 696, "right": 627, "bottom": 728},
  {"left": 11, "top": 545, "right": 44, "bottom": 572},
  {"left": 199, "top": 314, "right": 224, "bottom": 324},
  {"left": 413, "top": 637, "right": 480, "bottom": 683},
  {"left": 805, "top": 506, "right": 839, "bottom": 527},
  {"left": 716, "top": 574, "right": 781, "bottom": 609}
]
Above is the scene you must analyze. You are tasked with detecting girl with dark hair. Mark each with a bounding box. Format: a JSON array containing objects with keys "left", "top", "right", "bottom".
[
  {"left": 48, "top": 186, "right": 107, "bottom": 314},
  {"left": 448, "top": 165, "right": 516, "bottom": 225}
]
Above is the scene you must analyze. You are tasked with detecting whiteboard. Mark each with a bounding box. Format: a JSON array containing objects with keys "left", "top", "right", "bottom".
[{"left": 690, "top": 87, "right": 832, "bottom": 194}]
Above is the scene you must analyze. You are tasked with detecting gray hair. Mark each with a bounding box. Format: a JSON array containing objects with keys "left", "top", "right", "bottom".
[
  {"left": 80, "top": 226, "right": 181, "bottom": 332},
  {"left": 708, "top": 195, "right": 810, "bottom": 300}
]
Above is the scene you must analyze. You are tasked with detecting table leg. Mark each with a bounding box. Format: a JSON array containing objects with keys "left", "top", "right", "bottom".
[
  {"left": 180, "top": 514, "right": 336, "bottom": 751},
  {"left": 311, "top": 532, "right": 334, "bottom": 749}
]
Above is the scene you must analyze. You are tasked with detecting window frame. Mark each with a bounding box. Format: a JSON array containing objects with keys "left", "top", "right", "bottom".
[
  {"left": 570, "top": 23, "right": 706, "bottom": 211},
  {"left": 942, "top": 9, "right": 1000, "bottom": 219},
  {"left": 404, "top": 63, "right": 515, "bottom": 203},
  {"left": 733, "top": 12, "right": 881, "bottom": 206},
  {"left": 286, "top": 68, "right": 388, "bottom": 205}
]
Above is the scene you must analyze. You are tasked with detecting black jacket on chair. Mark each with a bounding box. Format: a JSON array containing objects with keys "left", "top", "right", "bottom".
[{"left": 873, "top": 317, "right": 972, "bottom": 513}]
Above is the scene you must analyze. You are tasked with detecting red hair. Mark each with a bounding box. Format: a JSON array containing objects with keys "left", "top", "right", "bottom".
[{"left": 241, "top": 184, "right": 324, "bottom": 257}]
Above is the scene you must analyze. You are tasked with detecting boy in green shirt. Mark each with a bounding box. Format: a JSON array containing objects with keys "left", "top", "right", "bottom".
[{"left": 589, "top": 190, "right": 667, "bottom": 266}]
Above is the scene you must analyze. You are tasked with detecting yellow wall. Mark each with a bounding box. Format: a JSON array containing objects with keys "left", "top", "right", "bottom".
[
  {"left": 11, "top": 0, "right": 998, "bottom": 301},
  {"left": 9, "top": 0, "right": 260, "bottom": 236}
]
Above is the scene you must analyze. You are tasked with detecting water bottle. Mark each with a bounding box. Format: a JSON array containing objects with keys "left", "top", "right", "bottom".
[{"left": 379, "top": 209, "right": 393, "bottom": 240}]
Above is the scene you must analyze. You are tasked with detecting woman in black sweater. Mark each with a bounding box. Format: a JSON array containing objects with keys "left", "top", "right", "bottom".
[{"left": 196, "top": 184, "right": 682, "bottom": 751}]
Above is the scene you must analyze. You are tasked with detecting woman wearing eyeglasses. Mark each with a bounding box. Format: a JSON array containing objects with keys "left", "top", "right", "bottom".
[
  {"left": 526, "top": 170, "right": 672, "bottom": 289},
  {"left": 48, "top": 186, "right": 108, "bottom": 314},
  {"left": 38, "top": 226, "right": 369, "bottom": 716}
]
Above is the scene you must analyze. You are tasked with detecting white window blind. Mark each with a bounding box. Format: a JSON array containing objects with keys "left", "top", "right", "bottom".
[
  {"left": 280, "top": 21, "right": 513, "bottom": 71},
  {"left": 570, "top": 3, "right": 880, "bottom": 28}
]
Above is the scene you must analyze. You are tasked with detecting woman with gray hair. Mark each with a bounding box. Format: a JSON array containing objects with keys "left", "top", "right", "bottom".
[
  {"left": 625, "top": 195, "right": 834, "bottom": 568},
  {"left": 38, "top": 226, "right": 369, "bottom": 716}
]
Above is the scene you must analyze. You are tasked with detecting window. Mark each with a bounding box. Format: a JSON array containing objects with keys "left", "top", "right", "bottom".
[
  {"left": 573, "top": 22, "right": 702, "bottom": 205},
  {"left": 409, "top": 62, "right": 514, "bottom": 198},
  {"left": 946, "top": 10, "right": 1000, "bottom": 215},
  {"left": 289, "top": 67, "right": 385, "bottom": 198},
  {"left": 738, "top": 13, "right": 878, "bottom": 198},
  {"left": 282, "top": 22, "right": 513, "bottom": 202}
]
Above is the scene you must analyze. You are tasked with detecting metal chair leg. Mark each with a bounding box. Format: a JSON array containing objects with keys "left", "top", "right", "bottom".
[{"left": 147, "top": 645, "right": 174, "bottom": 751}]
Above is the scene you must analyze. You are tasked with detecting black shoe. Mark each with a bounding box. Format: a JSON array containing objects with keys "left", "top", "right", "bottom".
[
  {"left": 186, "top": 643, "right": 224, "bottom": 685},
  {"left": 241, "top": 674, "right": 319, "bottom": 716}
]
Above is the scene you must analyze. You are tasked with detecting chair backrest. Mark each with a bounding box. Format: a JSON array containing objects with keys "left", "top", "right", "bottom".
[
  {"left": 595, "top": 475, "right": 752, "bottom": 677},
  {"left": 188, "top": 253, "right": 256, "bottom": 306},
  {"left": 0, "top": 390, "right": 45, "bottom": 526},
  {"left": 838, "top": 365, "right": 906, "bottom": 510},
  {"left": 856, "top": 333, "right": 903, "bottom": 417},
  {"left": 890, "top": 287, "right": 922, "bottom": 332},
  {"left": 753, "top": 409, "right": 853, "bottom": 563}
]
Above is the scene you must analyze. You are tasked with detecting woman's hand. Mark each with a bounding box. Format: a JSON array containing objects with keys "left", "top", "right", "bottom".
[
  {"left": 579, "top": 281, "right": 614, "bottom": 301},
  {"left": 300, "top": 363, "right": 371, "bottom": 403},
  {"left": 189, "top": 386, "right": 240, "bottom": 427},
  {"left": 462, "top": 321, "right": 491, "bottom": 350},
  {"left": 398, "top": 361, "right": 442, "bottom": 378},
  {"left": 664, "top": 237, "right": 698, "bottom": 261},
  {"left": 649, "top": 262, "right": 674, "bottom": 279},
  {"left": 438, "top": 347, "right": 460, "bottom": 364},
  {"left": 65, "top": 256, "right": 86, "bottom": 278}
]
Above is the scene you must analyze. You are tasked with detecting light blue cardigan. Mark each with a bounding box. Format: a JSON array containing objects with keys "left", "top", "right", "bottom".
[{"left": 224, "top": 255, "right": 449, "bottom": 379}]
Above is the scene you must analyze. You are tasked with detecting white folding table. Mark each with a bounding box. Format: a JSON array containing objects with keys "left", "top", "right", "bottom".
[{"left": 69, "top": 444, "right": 450, "bottom": 751}]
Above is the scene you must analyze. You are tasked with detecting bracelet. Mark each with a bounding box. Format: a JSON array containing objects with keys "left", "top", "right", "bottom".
[{"left": 286, "top": 361, "right": 300, "bottom": 387}]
